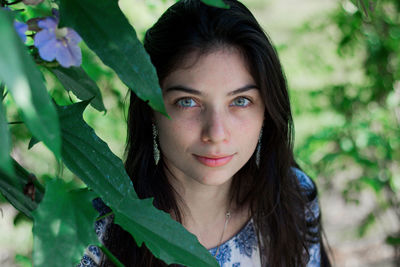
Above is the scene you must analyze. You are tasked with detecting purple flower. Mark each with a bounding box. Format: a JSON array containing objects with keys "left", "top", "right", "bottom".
[
  {"left": 34, "top": 10, "right": 82, "bottom": 68},
  {"left": 14, "top": 21, "right": 28, "bottom": 43}
]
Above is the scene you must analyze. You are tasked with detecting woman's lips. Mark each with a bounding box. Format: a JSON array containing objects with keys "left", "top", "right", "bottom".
[{"left": 193, "top": 154, "right": 234, "bottom": 167}]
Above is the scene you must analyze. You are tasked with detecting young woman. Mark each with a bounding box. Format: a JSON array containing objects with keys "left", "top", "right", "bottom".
[{"left": 78, "top": 0, "right": 330, "bottom": 266}]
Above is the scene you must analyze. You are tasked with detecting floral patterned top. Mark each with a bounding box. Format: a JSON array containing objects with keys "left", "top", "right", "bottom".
[{"left": 77, "top": 168, "right": 321, "bottom": 267}]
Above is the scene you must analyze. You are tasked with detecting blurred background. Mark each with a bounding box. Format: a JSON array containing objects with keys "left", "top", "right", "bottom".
[{"left": 0, "top": 0, "right": 399, "bottom": 266}]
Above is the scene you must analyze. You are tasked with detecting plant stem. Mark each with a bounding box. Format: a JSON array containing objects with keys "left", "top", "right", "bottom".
[
  {"left": 6, "top": 0, "right": 23, "bottom": 5},
  {"left": 1, "top": 91, "right": 7, "bottom": 102},
  {"left": 8, "top": 121, "right": 23, "bottom": 125},
  {"left": 99, "top": 245, "right": 125, "bottom": 267},
  {"left": 36, "top": 61, "right": 60, "bottom": 67},
  {"left": 0, "top": 82, "right": 6, "bottom": 101},
  {"left": 56, "top": 159, "right": 63, "bottom": 179},
  {"left": 96, "top": 211, "right": 113, "bottom": 221}
]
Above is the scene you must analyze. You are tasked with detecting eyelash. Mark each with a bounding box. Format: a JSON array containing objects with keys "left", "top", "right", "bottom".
[
  {"left": 174, "top": 96, "right": 253, "bottom": 109},
  {"left": 229, "top": 97, "right": 252, "bottom": 107},
  {"left": 175, "top": 97, "right": 199, "bottom": 109}
]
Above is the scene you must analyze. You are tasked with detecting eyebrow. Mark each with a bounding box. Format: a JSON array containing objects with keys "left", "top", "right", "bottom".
[{"left": 164, "top": 84, "right": 259, "bottom": 96}]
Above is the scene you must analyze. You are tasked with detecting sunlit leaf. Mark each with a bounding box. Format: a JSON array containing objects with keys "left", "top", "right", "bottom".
[
  {"left": 58, "top": 101, "right": 218, "bottom": 266},
  {"left": 49, "top": 66, "right": 106, "bottom": 112},
  {"left": 389, "top": 174, "right": 400, "bottom": 193},
  {"left": 58, "top": 0, "right": 167, "bottom": 116},
  {"left": 15, "top": 254, "right": 32, "bottom": 267},
  {"left": 0, "top": 9, "right": 61, "bottom": 159},
  {"left": 32, "top": 179, "right": 99, "bottom": 267}
]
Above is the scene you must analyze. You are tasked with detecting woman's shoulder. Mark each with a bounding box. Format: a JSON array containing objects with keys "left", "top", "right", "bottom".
[
  {"left": 291, "top": 167, "right": 315, "bottom": 190},
  {"left": 291, "top": 167, "right": 320, "bottom": 222},
  {"left": 291, "top": 167, "right": 318, "bottom": 200}
]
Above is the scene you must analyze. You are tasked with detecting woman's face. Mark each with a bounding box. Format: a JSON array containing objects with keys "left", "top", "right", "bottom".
[{"left": 154, "top": 47, "right": 265, "bottom": 187}]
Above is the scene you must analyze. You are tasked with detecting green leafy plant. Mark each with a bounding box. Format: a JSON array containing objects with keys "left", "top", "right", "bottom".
[
  {"left": 295, "top": 0, "right": 400, "bottom": 260},
  {"left": 0, "top": 0, "right": 228, "bottom": 266}
]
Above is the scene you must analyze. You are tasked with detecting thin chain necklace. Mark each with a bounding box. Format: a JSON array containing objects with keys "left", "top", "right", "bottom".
[{"left": 213, "top": 210, "right": 231, "bottom": 258}]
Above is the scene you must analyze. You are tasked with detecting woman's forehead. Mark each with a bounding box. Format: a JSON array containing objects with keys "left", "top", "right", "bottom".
[{"left": 161, "top": 48, "right": 256, "bottom": 94}]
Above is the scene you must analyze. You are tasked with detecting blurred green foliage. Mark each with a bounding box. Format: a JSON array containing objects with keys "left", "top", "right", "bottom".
[{"left": 294, "top": 0, "right": 400, "bottom": 257}]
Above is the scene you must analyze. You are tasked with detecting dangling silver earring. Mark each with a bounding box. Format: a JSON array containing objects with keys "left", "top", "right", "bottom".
[
  {"left": 256, "top": 127, "right": 263, "bottom": 167},
  {"left": 152, "top": 123, "right": 160, "bottom": 165}
]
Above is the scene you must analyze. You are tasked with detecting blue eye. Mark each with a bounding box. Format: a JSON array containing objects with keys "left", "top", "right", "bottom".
[
  {"left": 176, "top": 98, "right": 197, "bottom": 108},
  {"left": 231, "top": 97, "right": 251, "bottom": 107}
]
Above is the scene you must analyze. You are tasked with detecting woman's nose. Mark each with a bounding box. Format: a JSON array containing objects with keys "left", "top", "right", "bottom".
[{"left": 200, "top": 110, "right": 229, "bottom": 144}]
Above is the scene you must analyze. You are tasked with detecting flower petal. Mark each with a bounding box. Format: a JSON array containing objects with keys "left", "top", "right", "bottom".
[
  {"left": 55, "top": 41, "right": 82, "bottom": 68},
  {"left": 37, "top": 17, "right": 57, "bottom": 30},
  {"left": 65, "top": 28, "right": 82, "bottom": 44},
  {"left": 67, "top": 43, "right": 82, "bottom": 66},
  {"left": 55, "top": 44, "right": 74, "bottom": 67},
  {"left": 34, "top": 29, "right": 55, "bottom": 48},
  {"left": 14, "top": 21, "right": 28, "bottom": 43},
  {"left": 37, "top": 38, "right": 59, "bottom": 61}
]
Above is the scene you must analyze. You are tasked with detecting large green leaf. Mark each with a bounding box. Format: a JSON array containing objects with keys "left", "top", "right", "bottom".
[
  {"left": 58, "top": 0, "right": 167, "bottom": 116},
  {"left": 114, "top": 197, "right": 219, "bottom": 266},
  {"left": 0, "top": 159, "right": 44, "bottom": 218},
  {"left": 201, "top": 0, "right": 230, "bottom": 8},
  {"left": 32, "top": 179, "right": 99, "bottom": 267},
  {"left": 49, "top": 66, "right": 106, "bottom": 112},
  {"left": 59, "top": 101, "right": 218, "bottom": 266},
  {"left": 0, "top": 9, "right": 61, "bottom": 158},
  {"left": 58, "top": 101, "right": 137, "bottom": 204},
  {"left": 0, "top": 84, "right": 13, "bottom": 176}
]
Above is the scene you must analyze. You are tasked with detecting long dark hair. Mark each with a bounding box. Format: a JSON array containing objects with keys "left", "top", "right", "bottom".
[{"left": 103, "top": 0, "right": 330, "bottom": 266}]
